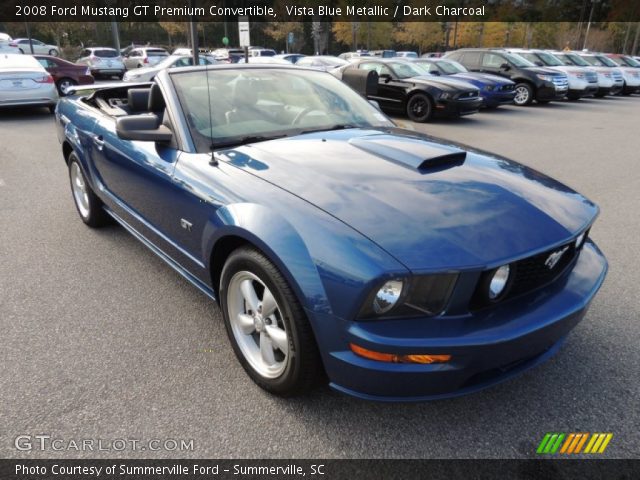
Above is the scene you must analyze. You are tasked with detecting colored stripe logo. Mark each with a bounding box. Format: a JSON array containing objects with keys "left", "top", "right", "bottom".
[{"left": 537, "top": 433, "right": 613, "bottom": 454}]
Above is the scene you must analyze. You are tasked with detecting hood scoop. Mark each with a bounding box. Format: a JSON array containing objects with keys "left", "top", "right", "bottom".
[{"left": 349, "top": 134, "right": 466, "bottom": 172}]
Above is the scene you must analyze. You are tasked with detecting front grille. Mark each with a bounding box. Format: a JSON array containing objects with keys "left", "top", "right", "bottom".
[
  {"left": 551, "top": 75, "right": 569, "bottom": 90},
  {"left": 612, "top": 70, "right": 623, "bottom": 82},
  {"left": 456, "top": 90, "right": 479, "bottom": 99},
  {"left": 471, "top": 239, "right": 582, "bottom": 310},
  {"left": 585, "top": 71, "right": 598, "bottom": 83},
  {"left": 508, "top": 242, "right": 577, "bottom": 296}
]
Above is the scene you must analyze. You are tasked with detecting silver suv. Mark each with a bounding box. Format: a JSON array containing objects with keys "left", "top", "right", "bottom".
[
  {"left": 77, "top": 47, "right": 125, "bottom": 79},
  {"left": 123, "top": 47, "right": 169, "bottom": 70}
]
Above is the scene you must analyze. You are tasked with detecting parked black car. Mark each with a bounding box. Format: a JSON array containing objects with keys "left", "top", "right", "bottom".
[
  {"left": 333, "top": 59, "right": 482, "bottom": 122},
  {"left": 444, "top": 49, "right": 569, "bottom": 106}
]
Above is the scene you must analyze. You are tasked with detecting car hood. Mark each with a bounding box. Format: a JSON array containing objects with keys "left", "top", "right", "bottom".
[
  {"left": 223, "top": 129, "right": 597, "bottom": 271},
  {"left": 524, "top": 66, "right": 564, "bottom": 76},
  {"left": 409, "top": 75, "right": 478, "bottom": 91}
]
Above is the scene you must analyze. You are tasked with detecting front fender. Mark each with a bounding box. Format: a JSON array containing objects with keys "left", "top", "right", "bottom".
[{"left": 206, "top": 201, "right": 408, "bottom": 320}]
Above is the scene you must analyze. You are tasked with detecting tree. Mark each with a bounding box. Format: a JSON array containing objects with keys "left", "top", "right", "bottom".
[
  {"left": 332, "top": 22, "right": 393, "bottom": 50},
  {"left": 393, "top": 23, "right": 442, "bottom": 54}
]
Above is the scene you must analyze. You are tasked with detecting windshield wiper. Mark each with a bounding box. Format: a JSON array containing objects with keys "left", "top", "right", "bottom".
[
  {"left": 298, "top": 124, "right": 358, "bottom": 135},
  {"left": 211, "top": 134, "right": 287, "bottom": 150}
]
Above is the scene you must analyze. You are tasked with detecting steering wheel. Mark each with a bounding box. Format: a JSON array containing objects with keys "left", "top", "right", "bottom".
[{"left": 292, "top": 108, "right": 326, "bottom": 126}]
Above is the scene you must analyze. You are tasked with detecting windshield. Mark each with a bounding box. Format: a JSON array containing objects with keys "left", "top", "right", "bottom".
[
  {"left": 94, "top": 49, "right": 118, "bottom": 58},
  {"left": 595, "top": 55, "right": 618, "bottom": 67},
  {"left": 537, "top": 52, "right": 564, "bottom": 66},
  {"left": 172, "top": 68, "right": 394, "bottom": 152},
  {"left": 561, "top": 53, "right": 590, "bottom": 66},
  {"left": 505, "top": 53, "right": 535, "bottom": 68},
  {"left": 390, "top": 62, "right": 429, "bottom": 78},
  {"left": 147, "top": 49, "right": 168, "bottom": 57},
  {"left": 581, "top": 55, "right": 604, "bottom": 66},
  {"left": 620, "top": 56, "right": 640, "bottom": 67},
  {"left": 430, "top": 60, "right": 463, "bottom": 74},
  {"left": 440, "top": 59, "right": 467, "bottom": 73}
]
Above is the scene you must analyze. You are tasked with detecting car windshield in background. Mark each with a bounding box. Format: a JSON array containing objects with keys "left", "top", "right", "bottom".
[
  {"left": 595, "top": 55, "right": 618, "bottom": 67},
  {"left": 147, "top": 50, "right": 168, "bottom": 57},
  {"left": 441, "top": 60, "right": 468, "bottom": 73},
  {"left": 537, "top": 52, "right": 564, "bottom": 66},
  {"left": 563, "top": 53, "right": 591, "bottom": 66},
  {"left": 390, "top": 62, "right": 428, "bottom": 78},
  {"left": 434, "top": 60, "right": 462, "bottom": 74},
  {"left": 94, "top": 49, "right": 118, "bottom": 58},
  {"left": 171, "top": 68, "right": 394, "bottom": 152},
  {"left": 581, "top": 55, "right": 604, "bottom": 66},
  {"left": 505, "top": 53, "right": 535, "bottom": 68}
]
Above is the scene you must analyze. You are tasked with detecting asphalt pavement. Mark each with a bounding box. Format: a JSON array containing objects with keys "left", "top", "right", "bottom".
[{"left": 1, "top": 96, "right": 639, "bottom": 459}]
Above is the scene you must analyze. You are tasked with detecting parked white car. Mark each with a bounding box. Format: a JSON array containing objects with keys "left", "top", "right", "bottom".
[
  {"left": 295, "top": 56, "right": 349, "bottom": 71},
  {"left": 0, "top": 54, "right": 58, "bottom": 112},
  {"left": 76, "top": 48, "right": 126, "bottom": 79},
  {"left": 123, "top": 47, "right": 169, "bottom": 70},
  {"left": 123, "top": 54, "right": 216, "bottom": 82},
  {"left": 10, "top": 38, "right": 60, "bottom": 56}
]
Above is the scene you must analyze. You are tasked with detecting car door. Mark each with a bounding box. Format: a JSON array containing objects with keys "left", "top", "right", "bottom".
[
  {"left": 479, "top": 52, "right": 510, "bottom": 78},
  {"left": 358, "top": 62, "right": 405, "bottom": 111},
  {"left": 88, "top": 87, "right": 185, "bottom": 259},
  {"left": 456, "top": 51, "right": 482, "bottom": 73}
]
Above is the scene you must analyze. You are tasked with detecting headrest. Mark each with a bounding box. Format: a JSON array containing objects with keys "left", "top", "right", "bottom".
[
  {"left": 148, "top": 83, "right": 166, "bottom": 113},
  {"left": 127, "top": 88, "right": 150, "bottom": 112},
  {"left": 342, "top": 68, "right": 378, "bottom": 97}
]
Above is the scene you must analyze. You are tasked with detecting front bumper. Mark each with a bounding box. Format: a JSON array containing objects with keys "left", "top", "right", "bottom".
[
  {"left": 435, "top": 97, "right": 483, "bottom": 117},
  {"left": 90, "top": 68, "right": 125, "bottom": 77},
  {"left": 537, "top": 83, "right": 567, "bottom": 101},
  {"left": 482, "top": 90, "right": 515, "bottom": 107},
  {"left": 312, "top": 241, "right": 607, "bottom": 401}
]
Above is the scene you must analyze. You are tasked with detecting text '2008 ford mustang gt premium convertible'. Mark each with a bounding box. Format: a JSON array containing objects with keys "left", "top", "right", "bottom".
[{"left": 56, "top": 65, "right": 607, "bottom": 401}]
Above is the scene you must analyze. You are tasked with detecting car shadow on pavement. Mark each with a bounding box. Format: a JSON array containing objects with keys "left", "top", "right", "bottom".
[{"left": 0, "top": 106, "right": 55, "bottom": 121}]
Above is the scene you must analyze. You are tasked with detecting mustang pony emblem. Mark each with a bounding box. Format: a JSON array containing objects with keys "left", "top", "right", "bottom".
[{"left": 545, "top": 246, "right": 570, "bottom": 269}]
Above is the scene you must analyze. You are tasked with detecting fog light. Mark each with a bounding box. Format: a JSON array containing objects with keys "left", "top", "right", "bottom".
[
  {"left": 373, "top": 279, "right": 403, "bottom": 314},
  {"left": 350, "top": 343, "right": 451, "bottom": 364},
  {"left": 489, "top": 265, "right": 510, "bottom": 300}
]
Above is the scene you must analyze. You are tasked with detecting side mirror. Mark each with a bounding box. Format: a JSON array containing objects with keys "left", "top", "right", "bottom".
[
  {"left": 430, "top": 70, "right": 440, "bottom": 76},
  {"left": 499, "top": 63, "right": 511, "bottom": 70},
  {"left": 116, "top": 115, "right": 173, "bottom": 142},
  {"left": 379, "top": 73, "right": 392, "bottom": 83},
  {"left": 535, "top": 61, "right": 544, "bottom": 67}
]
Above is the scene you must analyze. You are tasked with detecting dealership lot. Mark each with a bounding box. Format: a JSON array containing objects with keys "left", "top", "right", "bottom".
[{"left": 1, "top": 96, "right": 639, "bottom": 459}]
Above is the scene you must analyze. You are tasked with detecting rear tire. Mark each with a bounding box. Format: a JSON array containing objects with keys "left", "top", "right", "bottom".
[
  {"left": 56, "top": 78, "right": 77, "bottom": 96},
  {"left": 406, "top": 93, "right": 434, "bottom": 122},
  {"left": 68, "top": 152, "right": 109, "bottom": 228},
  {"left": 219, "top": 246, "right": 321, "bottom": 396},
  {"left": 513, "top": 83, "right": 534, "bottom": 106}
]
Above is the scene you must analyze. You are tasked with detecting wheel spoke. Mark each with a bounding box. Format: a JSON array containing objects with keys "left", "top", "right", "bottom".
[
  {"left": 240, "top": 279, "right": 260, "bottom": 312},
  {"left": 260, "top": 332, "right": 276, "bottom": 365},
  {"left": 260, "top": 288, "right": 277, "bottom": 317},
  {"left": 265, "top": 325, "right": 288, "bottom": 356},
  {"left": 236, "top": 313, "right": 255, "bottom": 335}
]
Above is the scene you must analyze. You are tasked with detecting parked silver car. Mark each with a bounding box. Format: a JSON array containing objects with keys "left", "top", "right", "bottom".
[
  {"left": 10, "top": 38, "right": 60, "bottom": 56},
  {"left": 76, "top": 48, "right": 125, "bottom": 79},
  {"left": 554, "top": 51, "right": 616, "bottom": 97},
  {"left": 123, "top": 54, "right": 216, "bottom": 82},
  {"left": 296, "top": 55, "right": 349, "bottom": 71},
  {"left": 123, "top": 47, "right": 169, "bottom": 70},
  {"left": 0, "top": 53, "right": 58, "bottom": 112}
]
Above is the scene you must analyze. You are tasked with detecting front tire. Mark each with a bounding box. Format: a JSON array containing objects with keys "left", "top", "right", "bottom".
[
  {"left": 513, "top": 83, "right": 534, "bottom": 106},
  {"left": 406, "top": 93, "right": 434, "bottom": 122},
  {"left": 68, "top": 153, "right": 109, "bottom": 227},
  {"left": 220, "top": 247, "right": 321, "bottom": 396},
  {"left": 49, "top": 49, "right": 59, "bottom": 56}
]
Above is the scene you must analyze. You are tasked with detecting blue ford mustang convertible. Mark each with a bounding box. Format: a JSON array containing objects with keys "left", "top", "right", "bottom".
[{"left": 56, "top": 65, "right": 607, "bottom": 401}]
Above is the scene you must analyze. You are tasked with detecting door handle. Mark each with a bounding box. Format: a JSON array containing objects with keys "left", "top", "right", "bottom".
[{"left": 92, "top": 135, "right": 105, "bottom": 150}]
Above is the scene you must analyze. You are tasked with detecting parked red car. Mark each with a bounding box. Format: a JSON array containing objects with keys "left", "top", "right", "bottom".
[{"left": 33, "top": 55, "right": 94, "bottom": 96}]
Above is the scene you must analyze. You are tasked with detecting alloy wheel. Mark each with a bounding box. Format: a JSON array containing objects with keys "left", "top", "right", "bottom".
[
  {"left": 514, "top": 86, "right": 530, "bottom": 105},
  {"left": 227, "top": 271, "right": 289, "bottom": 379},
  {"left": 70, "top": 162, "right": 90, "bottom": 218}
]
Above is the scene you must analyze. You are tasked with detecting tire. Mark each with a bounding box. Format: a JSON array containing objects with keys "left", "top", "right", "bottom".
[
  {"left": 219, "top": 246, "right": 321, "bottom": 396},
  {"left": 406, "top": 93, "right": 434, "bottom": 122},
  {"left": 68, "top": 152, "right": 109, "bottom": 228},
  {"left": 49, "top": 49, "right": 59, "bottom": 56},
  {"left": 567, "top": 93, "right": 581, "bottom": 101},
  {"left": 56, "top": 78, "right": 77, "bottom": 96},
  {"left": 513, "top": 83, "right": 534, "bottom": 106}
]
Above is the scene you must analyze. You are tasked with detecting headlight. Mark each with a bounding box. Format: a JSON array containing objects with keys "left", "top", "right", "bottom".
[
  {"left": 488, "top": 265, "right": 511, "bottom": 300},
  {"left": 373, "top": 280, "right": 404, "bottom": 314},
  {"left": 357, "top": 274, "right": 458, "bottom": 319},
  {"left": 440, "top": 91, "right": 452, "bottom": 100},
  {"left": 484, "top": 85, "right": 495, "bottom": 91},
  {"left": 537, "top": 74, "right": 554, "bottom": 82}
]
